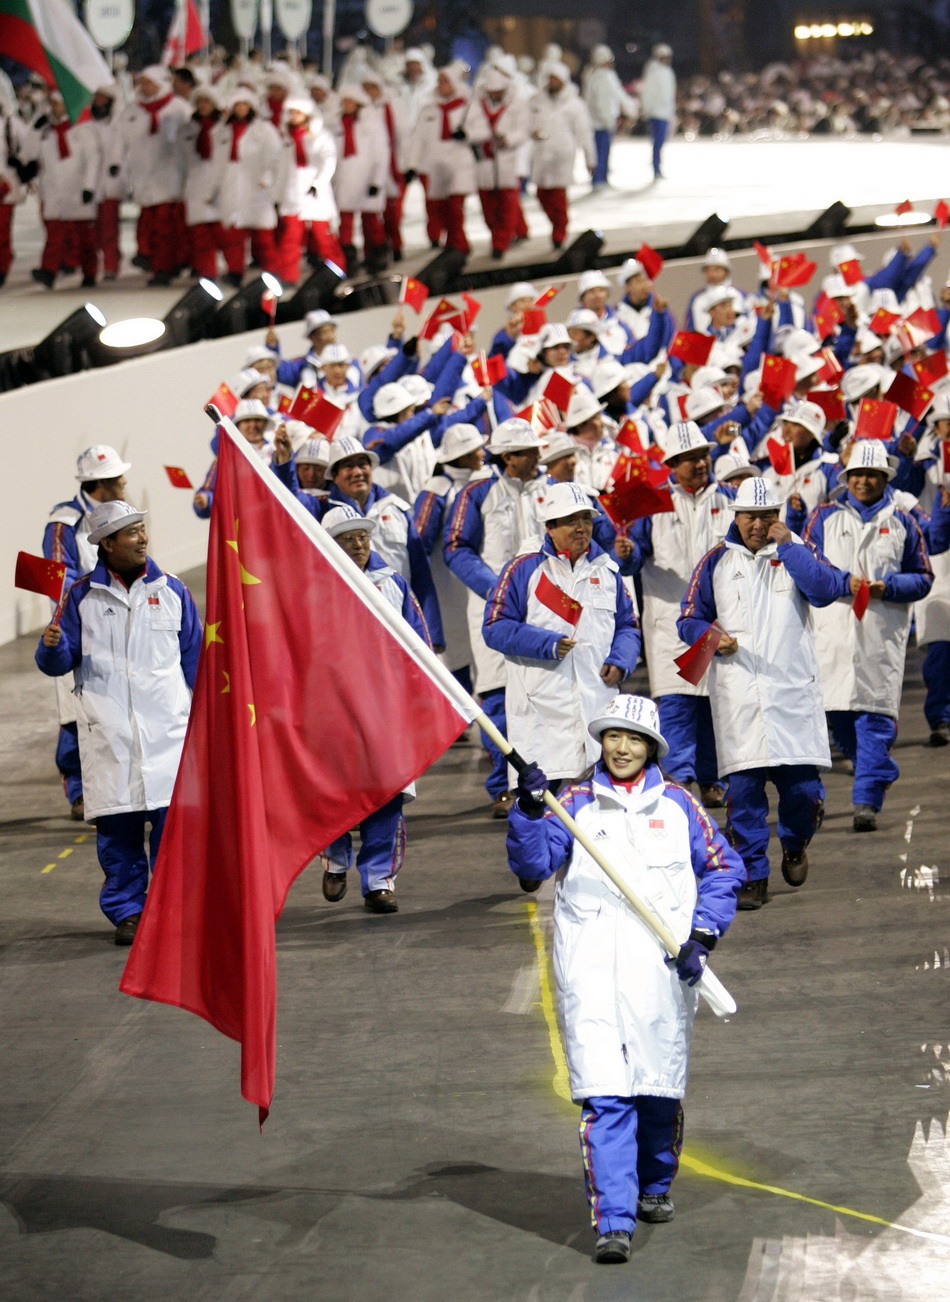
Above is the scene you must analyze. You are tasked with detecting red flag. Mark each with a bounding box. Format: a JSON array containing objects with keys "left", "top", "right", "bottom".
[
  {"left": 209, "top": 382, "right": 238, "bottom": 418},
  {"left": 935, "top": 200, "right": 950, "bottom": 229},
  {"left": 868, "top": 308, "right": 901, "bottom": 336},
  {"left": 400, "top": 276, "right": 428, "bottom": 313},
  {"left": 471, "top": 352, "right": 506, "bottom": 386},
  {"left": 261, "top": 291, "right": 278, "bottom": 324},
  {"left": 766, "top": 438, "right": 793, "bottom": 476},
  {"left": 615, "top": 418, "right": 647, "bottom": 453},
  {"left": 813, "top": 292, "right": 845, "bottom": 340},
  {"left": 277, "top": 393, "right": 293, "bottom": 415},
  {"left": 669, "top": 331, "right": 714, "bottom": 367},
  {"left": 806, "top": 389, "right": 846, "bottom": 424},
  {"left": 598, "top": 453, "right": 673, "bottom": 528},
  {"left": 636, "top": 243, "right": 664, "bottom": 280},
  {"left": 942, "top": 441, "right": 950, "bottom": 475},
  {"left": 461, "top": 292, "right": 482, "bottom": 328},
  {"left": 854, "top": 397, "right": 898, "bottom": 441},
  {"left": 534, "top": 284, "right": 564, "bottom": 308},
  {"left": 913, "top": 352, "right": 949, "bottom": 386},
  {"left": 753, "top": 240, "right": 772, "bottom": 267},
  {"left": 15, "top": 551, "right": 67, "bottom": 602},
  {"left": 288, "top": 387, "right": 346, "bottom": 438},
  {"left": 521, "top": 307, "right": 547, "bottom": 335},
  {"left": 838, "top": 259, "right": 864, "bottom": 286},
  {"left": 771, "top": 252, "right": 817, "bottom": 289},
  {"left": 896, "top": 199, "right": 913, "bottom": 215},
  {"left": 815, "top": 347, "right": 844, "bottom": 387},
  {"left": 515, "top": 399, "right": 560, "bottom": 432},
  {"left": 430, "top": 296, "right": 459, "bottom": 320},
  {"left": 162, "top": 0, "right": 208, "bottom": 64},
  {"left": 904, "top": 306, "right": 943, "bottom": 339},
  {"left": 119, "top": 423, "right": 474, "bottom": 1122},
  {"left": 544, "top": 369, "right": 575, "bottom": 414},
  {"left": 852, "top": 579, "right": 870, "bottom": 621},
  {"left": 535, "top": 571, "right": 582, "bottom": 627},
  {"left": 674, "top": 620, "right": 726, "bottom": 685},
  {"left": 760, "top": 354, "right": 798, "bottom": 408},
  {"left": 164, "top": 465, "right": 194, "bottom": 489},
  {"left": 885, "top": 371, "right": 934, "bottom": 421}
]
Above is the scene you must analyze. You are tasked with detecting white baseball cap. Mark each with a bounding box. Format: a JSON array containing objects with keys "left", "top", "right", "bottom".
[
  {"left": 76, "top": 444, "right": 131, "bottom": 482},
  {"left": 296, "top": 438, "right": 331, "bottom": 466},
  {"left": 685, "top": 386, "right": 727, "bottom": 422},
  {"left": 565, "top": 385, "right": 604, "bottom": 428},
  {"left": 538, "top": 480, "right": 594, "bottom": 523},
  {"left": 506, "top": 280, "right": 537, "bottom": 307},
  {"left": 729, "top": 477, "right": 786, "bottom": 512},
  {"left": 303, "top": 308, "right": 338, "bottom": 338},
  {"left": 839, "top": 439, "right": 897, "bottom": 484},
  {"left": 487, "top": 417, "right": 541, "bottom": 454},
  {"left": 87, "top": 499, "right": 147, "bottom": 544},
  {"left": 587, "top": 693, "right": 669, "bottom": 758},
  {"left": 373, "top": 381, "right": 415, "bottom": 419},
  {"left": 702, "top": 248, "right": 731, "bottom": 269},
  {"left": 328, "top": 436, "right": 380, "bottom": 473},
  {"left": 322, "top": 504, "right": 375, "bottom": 537},
  {"left": 661, "top": 421, "right": 717, "bottom": 463},
  {"left": 783, "top": 400, "right": 826, "bottom": 440},
  {"left": 440, "top": 423, "right": 486, "bottom": 462},
  {"left": 578, "top": 270, "right": 610, "bottom": 296}
]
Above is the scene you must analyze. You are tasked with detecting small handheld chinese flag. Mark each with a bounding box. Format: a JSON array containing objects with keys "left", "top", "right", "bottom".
[
  {"left": 935, "top": 199, "right": 949, "bottom": 229},
  {"left": 806, "top": 389, "right": 846, "bottom": 425},
  {"left": 15, "top": 552, "right": 67, "bottom": 602},
  {"left": 277, "top": 392, "right": 293, "bottom": 415},
  {"left": 636, "top": 243, "right": 664, "bottom": 280},
  {"left": 771, "top": 251, "right": 817, "bottom": 289},
  {"left": 400, "top": 276, "right": 428, "bottom": 313},
  {"left": 854, "top": 397, "right": 898, "bottom": 441},
  {"left": 615, "top": 418, "right": 647, "bottom": 453},
  {"left": 766, "top": 438, "right": 793, "bottom": 476},
  {"left": 599, "top": 453, "right": 673, "bottom": 528},
  {"left": 885, "top": 371, "right": 934, "bottom": 421},
  {"left": 521, "top": 307, "right": 547, "bottom": 335},
  {"left": 669, "top": 331, "right": 714, "bottom": 367},
  {"left": 760, "top": 354, "right": 798, "bottom": 408},
  {"left": 461, "top": 292, "right": 482, "bottom": 328},
  {"left": 289, "top": 387, "right": 346, "bottom": 438},
  {"left": 544, "top": 369, "right": 575, "bottom": 414},
  {"left": 535, "top": 571, "right": 582, "bottom": 627},
  {"left": 852, "top": 579, "right": 870, "bottom": 621},
  {"left": 164, "top": 466, "right": 194, "bottom": 489},
  {"left": 913, "top": 352, "right": 949, "bottom": 387},
  {"left": 261, "top": 291, "right": 278, "bottom": 324},
  {"left": 675, "top": 620, "right": 726, "bottom": 685},
  {"left": 813, "top": 292, "right": 844, "bottom": 340},
  {"left": 815, "top": 347, "right": 844, "bottom": 387},
  {"left": 208, "top": 382, "right": 238, "bottom": 418},
  {"left": 471, "top": 351, "right": 506, "bottom": 386},
  {"left": 535, "top": 284, "right": 563, "bottom": 308},
  {"left": 904, "top": 306, "right": 942, "bottom": 339},
  {"left": 838, "top": 259, "right": 864, "bottom": 286},
  {"left": 753, "top": 240, "right": 772, "bottom": 268},
  {"left": 942, "top": 441, "right": 950, "bottom": 476},
  {"left": 868, "top": 307, "right": 900, "bottom": 336}
]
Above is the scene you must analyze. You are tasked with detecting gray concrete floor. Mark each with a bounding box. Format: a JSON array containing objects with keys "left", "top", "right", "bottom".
[{"left": 1, "top": 566, "right": 949, "bottom": 1300}]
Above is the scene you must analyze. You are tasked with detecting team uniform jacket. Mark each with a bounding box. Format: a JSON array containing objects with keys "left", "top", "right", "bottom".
[
  {"left": 803, "top": 491, "right": 933, "bottom": 717},
  {"left": 179, "top": 114, "right": 222, "bottom": 225},
  {"left": 763, "top": 443, "right": 839, "bottom": 532},
  {"left": 43, "top": 491, "right": 101, "bottom": 727},
  {"left": 527, "top": 84, "right": 596, "bottom": 188},
  {"left": 276, "top": 123, "right": 338, "bottom": 223},
  {"left": 483, "top": 537, "right": 641, "bottom": 778},
  {"left": 913, "top": 455, "right": 950, "bottom": 646},
  {"left": 214, "top": 116, "right": 282, "bottom": 229},
  {"left": 466, "top": 93, "right": 531, "bottom": 191},
  {"left": 616, "top": 292, "right": 675, "bottom": 349},
  {"left": 332, "top": 110, "right": 388, "bottom": 214},
  {"left": 507, "top": 762, "right": 743, "bottom": 1100},
  {"left": 677, "top": 525, "right": 843, "bottom": 775},
  {"left": 119, "top": 95, "right": 190, "bottom": 206},
  {"left": 34, "top": 119, "right": 101, "bottom": 221},
  {"left": 34, "top": 559, "right": 201, "bottom": 821},
  {"left": 408, "top": 94, "right": 476, "bottom": 199},
  {"left": 365, "top": 550, "right": 430, "bottom": 646}
]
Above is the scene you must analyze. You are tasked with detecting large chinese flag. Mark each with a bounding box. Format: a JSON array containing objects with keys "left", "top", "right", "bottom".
[{"left": 120, "top": 423, "right": 476, "bottom": 1123}]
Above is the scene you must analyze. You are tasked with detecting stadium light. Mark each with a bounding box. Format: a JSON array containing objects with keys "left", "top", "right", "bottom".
[
  {"left": 874, "top": 208, "right": 932, "bottom": 228},
  {"left": 33, "top": 302, "right": 108, "bottom": 379},
  {"left": 98, "top": 317, "right": 167, "bottom": 360},
  {"left": 162, "top": 278, "right": 225, "bottom": 347},
  {"left": 208, "top": 271, "right": 284, "bottom": 338}
]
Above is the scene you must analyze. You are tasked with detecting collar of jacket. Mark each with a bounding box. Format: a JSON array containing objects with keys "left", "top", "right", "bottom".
[
  {"left": 592, "top": 759, "right": 664, "bottom": 808},
  {"left": 723, "top": 519, "right": 779, "bottom": 558},
  {"left": 329, "top": 482, "right": 388, "bottom": 513},
  {"left": 89, "top": 556, "right": 163, "bottom": 591},
  {"left": 366, "top": 551, "right": 393, "bottom": 578},
  {"left": 844, "top": 489, "right": 895, "bottom": 523},
  {"left": 539, "top": 533, "right": 612, "bottom": 566}
]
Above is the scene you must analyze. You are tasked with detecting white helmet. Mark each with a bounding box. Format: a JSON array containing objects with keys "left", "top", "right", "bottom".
[{"left": 75, "top": 444, "right": 131, "bottom": 482}]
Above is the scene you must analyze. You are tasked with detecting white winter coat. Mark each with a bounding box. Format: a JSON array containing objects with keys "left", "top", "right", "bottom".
[
  {"left": 119, "top": 95, "right": 190, "bottom": 206},
  {"left": 276, "top": 124, "right": 338, "bottom": 222},
  {"left": 1, "top": 111, "right": 33, "bottom": 205},
  {"left": 466, "top": 93, "right": 531, "bottom": 191},
  {"left": 215, "top": 116, "right": 282, "bottom": 229},
  {"left": 639, "top": 60, "right": 677, "bottom": 121},
  {"left": 528, "top": 85, "right": 596, "bottom": 188},
  {"left": 408, "top": 95, "right": 476, "bottom": 198},
  {"left": 332, "top": 109, "right": 388, "bottom": 214},
  {"left": 35, "top": 119, "right": 101, "bottom": 221},
  {"left": 763, "top": 449, "right": 839, "bottom": 525},
  {"left": 179, "top": 115, "right": 223, "bottom": 225},
  {"left": 584, "top": 66, "right": 636, "bottom": 130},
  {"left": 91, "top": 116, "right": 126, "bottom": 201}
]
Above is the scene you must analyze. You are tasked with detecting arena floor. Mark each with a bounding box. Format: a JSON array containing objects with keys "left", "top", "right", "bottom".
[{"left": 1, "top": 563, "right": 948, "bottom": 1301}]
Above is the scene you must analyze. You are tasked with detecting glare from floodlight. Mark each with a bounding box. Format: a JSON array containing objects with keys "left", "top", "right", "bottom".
[
  {"left": 874, "top": 210, "right": 932, "bottom": 228},
  {"left": 199, "top": 278, "right": 224, "bottom": 301},
  {"left": 261, "top": 271, "right": 283, "bottom": 297},
  {"left": 85, "top": 302, "right": 107, "bottom": 328},
  {"left": 99, "top": 318, "right": 167, "bottom": 349},
  {"left": 794, "top": 25, "right": 810, "bottom": 39}
]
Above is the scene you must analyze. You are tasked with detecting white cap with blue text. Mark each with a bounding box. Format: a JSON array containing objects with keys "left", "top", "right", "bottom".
[
  {"left": 88, "top": 499, "right": 147, "bottom": 544},
  {"left": 328, "top": 436, "right": 380, "bottom": 472},
  {"left": 587, "top": 694, "right": 669, "bottom": 757},
  {"left": 839, "top": 438, "right": 897, "bottom": 484},
  {"left": 661, "top": 420, "right": 717, "bottom": 463},
  {"left": 538, "top": 480, "right": 595, "bottom": 522},
  {"left": 728, "top": 476, "right": 786, "bottom": 512},
  {"left": 322, "top": 504, "right": 376, "bottom": 537}
]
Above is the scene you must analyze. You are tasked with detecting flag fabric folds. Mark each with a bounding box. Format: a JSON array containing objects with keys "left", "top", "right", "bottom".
[
  {"left": 535, "top": 572, "right": 582, "bottom": 627},
  {"left": 599, "top": 453, "right": 673, "bottom": 529},
  {"left": 852, "top": 579, "right": 870, "bottom": 621},
  {"left": 119, "top": 422, "right": 477, "bottom": 1123},
  {"left": 854, "top": 397, "right": 898, "bottom": 441},
  {"left": 885, "top": 371, "right": 934, "bottom": 422},
  {"left": 400, "top": 276, "right": 428, "bottom": 312},
  {"left": 288, "top": 386, "right": 346, "bottom": 438},
  {"left": 164, "top": 466, "right": 194, "bottom": 490},
  {"left": 0, "top": 0, "right": 111, "bottom": 121},
  {"left": 675, "top": 621, "right": 726, "bottom": 685},
  {"left": 15, "top": 550, "right": 66, "bottom": 602},
  {"left": 162, "top": 0, "right": 208, "bottom": 66},
  {"left": 669, "top": 332, "right": 714, "bottom": 367}
]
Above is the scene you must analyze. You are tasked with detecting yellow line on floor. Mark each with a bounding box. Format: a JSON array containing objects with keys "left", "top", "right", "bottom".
[
  {"left": 74, "top": 833, "right": 89, "bottom": 843},
  {"left": 57, "top": 847, "right": 73, "bottom": 859},
  {"left": 523, "top": 900, "right": 950, "bottom": 1246},
  {"left": 41, "top": 863, "right": 56, "bottom": 874}
]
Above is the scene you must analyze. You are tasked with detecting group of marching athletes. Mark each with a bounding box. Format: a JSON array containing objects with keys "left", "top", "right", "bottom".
[{"left": 35, "top": 235, "right": 949, "bottom": 1260}]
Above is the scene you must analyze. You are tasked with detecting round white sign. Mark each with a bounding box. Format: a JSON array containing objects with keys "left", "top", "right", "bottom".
[
  {"left": 275, "top": 0, "right": 312, "bottom": 41},
  {"left": 84, "top": 0, "right": 134, "bottom": 50},
  {"left": 365, "top": 0, "right": 413, "bottom": 40},
  {"left": 231, "top": 0, "right": 260, "bottom": 41}
]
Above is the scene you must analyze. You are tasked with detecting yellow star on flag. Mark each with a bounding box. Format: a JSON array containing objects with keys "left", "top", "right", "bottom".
[
  {"left": 205, "top": 621, "right": 224, "bottom": 648},
  {"left": 221, "top": 671, "right": 231, "bottom": 694},
  {"left": 247, "top": 703, "right": 257, "bottom": 726},
  {"left": 225, "top": 519, "right": 261, "bottom": 585}
]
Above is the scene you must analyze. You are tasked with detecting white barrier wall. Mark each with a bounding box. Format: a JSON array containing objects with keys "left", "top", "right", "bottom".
[{"left": 2, "top": 229, "right": 931, "bottom": 644}]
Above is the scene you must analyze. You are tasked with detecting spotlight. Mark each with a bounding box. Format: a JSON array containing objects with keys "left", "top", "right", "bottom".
[
  {"left": 33, "top": 302, "right": 107, "bottom": 378},
  {"left": 162, "top": 278, "right": 224, "bottom": 347},
  {"left": 874, "top": 209, "right": 931, "bottom": 228},
  {"left": 208, "top": 271, "right": 284, "bottom": 338},
  {"left": 552, "top": 229, "right": 604, "bottom": 274},
  {"left": 334, "top": 277, "right": 400, "bottom": 314},
  {"left": 97, "top": 317, "right": 167, "bottom": 362},
  {"left": 279, "top": 259, "right": 347, "bottom": 322},
  {"left": 416, "top": 247, "right": 468, "bottom": 295},
  {"left": 679, "top": 214, "right": 729, "bottom": 258},
  {"left": 803, "top": 201, "right": 851, "bottom": 240}
]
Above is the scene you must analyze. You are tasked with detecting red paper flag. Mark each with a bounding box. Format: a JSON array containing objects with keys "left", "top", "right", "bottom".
[
  {"left": 615, "top": 418, "right": 647, "bottom": 453},
  {"left": 935, "top": 200, "right": 949, "bottom": 229},
  {"left": 521, "top": 307, "right": 547, "bottom": 335},
  {"left": 868, "top": 308, "right": 901, "bottom": 336},
  {"left": 534, "top": 284, "right": 564, "bottom": 308},
  {"left": 942, "top": 441, "right": 950, "bottom": 475},
  {"left": 164, "top": 465, "right": 194, "bottom": 489},
  {"left": 277, "top": 393, "right": 293, "bottom": 415},
  {"left": 400, "top": 276, "right": 428, "bottom": 313},
  {"left": 896, "top": 199, "right": 913, "bottom": 215},
  {"left": 885, "top": 371, "right": 934, "bottom": 421},
  {"left": 766, "top": 438, "right": 793, "bottom": 476},
  {"left": 461, "top": 292, "right": 482, "bottom": 328},
  {"left": 806, "top": 389, "right": 846, "bottom": 424},
  {"left": 514, "top": 399, "right": 560, "bottom": 432},
  {"left": 813, "top": 292, "right": 845, "bottom": 340},
  {"left": 544, "top": 369, "right": 575, "bottom": 414},
  {"left": 838, "top": 259, "right": 864, "bottom": 286},
  {"left": 753, "top": 240, "right": 772, "bottom": 267},
  {"left": 852, "top": 579, "right": 870, "bottom": 621},
  {"left": 535, "top": 571, "right": 582, "bottom": 626},
  {"left": 904, "top": 306, "right": 943, "bottom": 339},
  {"left": 669, "top": 331, "right": 715, "bottom": 367},
  {"left": 674, "top": 620, "right": 726, "bottom": 685},
  {"left": 815, "top": 347, "right": 844, "bottom": 387},
  {"left": 760, "top": 354, "right": 798, "bottom": 408},
  {"left": 471, "top": 351, "right": 507, "bottom": 386},
  {"left": 913, "top": 352, "right": 949, "bottom": 386},
  {"left": 119, "top": 422, "right": 475, "bottom": 1122},
  {"left": 772, "top": 252, "right": 817, "bottom": 289},
  {"left": 15, "top": 551, "right": 67, "bottom": 602},
  {"left": 636, "top": 243, "right": 664, "bottom": 280},
  {"left": 208, "top": 382, "right": 238, "bottom": 418},
  {"left": 261, "top": 292, "right": 278, "bottom": 324},
  {"left": 288, "top": 387, "right": 346, "bottom": 438},
  {"left": 854, "top": 397, "right": 898, "bottom": 441},
  {"left": 598, "top": 453, "right": 673, "bottom": 528}
]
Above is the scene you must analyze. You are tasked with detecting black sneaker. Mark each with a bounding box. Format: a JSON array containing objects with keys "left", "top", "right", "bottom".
[
  {"left": 638, "top": 1193, "right": 674, "bottom": 1223},
  {"left": 518, "top": 876, "right": 542, "bottom": 893},
  {"left": 853, "top": 804, "right": 877, "bottom": 832},
  {"left": 31, "top": 268, "right": 54, "bottom": 288},
  {"left": 699, "top": 783, "right": 726, "bottom": 809},
  {"left": 594, "top": 1230, "right": 631, "bottom": 1263}
]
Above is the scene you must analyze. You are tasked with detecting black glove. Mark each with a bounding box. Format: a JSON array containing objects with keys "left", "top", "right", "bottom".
[
  {"left": 402, "top": 169, "right": 417, "bottom": 185},
  {"left": 108, "top": 164, "right": 120, "bottom": 177},
  {"left": 666, "top": 929, "right": 716, "bottom": 986},
  {"left": 11, "top": 157, "right": 38, "bottom": 184},
  {"left": 307, "top": 184, "right": 318, "bottom": 198},
  {"left": 367, "top": 184, "right": 379, "bottom": 197},
  {"left": 402, "top": 336, "right": 419, "bottom": 358},
  {"left": 828, "top": 419, "right": 849, "bottom": 452},
  {"left": 451, "top": 128, "right": 466, "bottom": 142},
  {"left": 32, "top": 114, "right": 49, "bottom": 131},
  {"left": 516, "top": 761, "right": 548, "bottom": 814},
  {"left": 82, "top": 189, "right": 94, "bottom": 205}
]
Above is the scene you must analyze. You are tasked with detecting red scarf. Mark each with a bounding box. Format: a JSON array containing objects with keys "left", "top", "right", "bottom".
[
  {"left": 267, "top": 95, "right": 283, "bottom": 127},
  {"left": 341, "top": 112, "right": 357, "bottom": 158},
  {"left": 195, "top": 116, "right": 215, "bottom": 160},
  {"left": 52, "top": 120, "right": 71, "bottom": 159},
  {"left": 139, "top": 92, "right": 173, "bottom": 134},
  {"left": 610, "top": 770, "right": 646, "bottom": 793},
  {"left": 383, "top": 101, "right": 400, "bottom": 183},
  {"left": 438, "top": 97, "right": 466, "bottom": 140},
  {"left": 479, "top": 98, "right": 505, "bottom": 159},
  {"left": 229, "top": 118, "right": 250, "bottom": 161},
  {"left": 288, "top": 122, "right": 308, "bottom": 167}
]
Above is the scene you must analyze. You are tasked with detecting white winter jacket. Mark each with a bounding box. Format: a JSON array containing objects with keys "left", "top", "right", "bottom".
[
  {"left": 215, "top": 116, "right": 282, "bottom": 229},
  {"left": 528, "top": 85, "right": 596, "bottom": 189},
  {"left": 119, "top": 95, "right": 190, "bottom": 206},
  {"left": 35, "top": 119, "right": 101, "bottom": 221}
]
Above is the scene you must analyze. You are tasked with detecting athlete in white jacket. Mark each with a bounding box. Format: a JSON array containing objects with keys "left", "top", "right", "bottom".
[
  {"left": 528, "top": 64, "right": 596, "bottom": 248},
  {"left": 31, "top": 93, "right": 101, "bottom": 288}
]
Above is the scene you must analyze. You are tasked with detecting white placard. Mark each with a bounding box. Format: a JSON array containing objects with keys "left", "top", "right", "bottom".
[
  {"left": 231, "top": 0, "right": 260, "bottom": 41},
  {"left": 275, "top": 0, "right": 312, "bottom": 41},
  {"left": 84, "top": 0, "right": 135, "bottom": 50},
  {"left": 365, "top": 0, "right": 413, "bottom": 40}
]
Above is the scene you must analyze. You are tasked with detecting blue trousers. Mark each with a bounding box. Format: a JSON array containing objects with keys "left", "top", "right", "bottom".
[
  {"left": 649, "top": 118, "right": 669, "bottom": 176},
  {"left": 55, "top": 722, "right": 82, "bottom": 804},
  {"left": 579, "top": 1094, "right": 683, "bottom": 1234},
  {"left": 826, "top": 710, "right": 899, "bottom": 809},
  {"left": 592, "top": 128, "right": 612, "bottom": 185},
  {"left": 726, "top": 765, "right": 824, "bottom": 882},
  {"left": 479, "top": 687, "right": 509, "bottom": 798},
  {"left": 923, "top": 642, "right": 950, "bottom": 728},
  {"left": 325, "top": 793, "right": 406, "bottom": 895},
  {"left": 96, "top": 807, "right": 167, "bottom": 924},
  {"left": 657, "top": 694, "right": 720, "bottom": 786}
]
